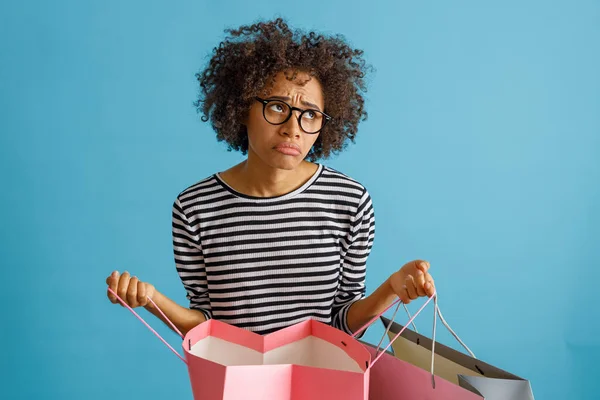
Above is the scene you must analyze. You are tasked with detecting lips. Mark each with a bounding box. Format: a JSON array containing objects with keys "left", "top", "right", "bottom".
[{"left": 274, "top": 142, "right": 301, "bottom": 156}]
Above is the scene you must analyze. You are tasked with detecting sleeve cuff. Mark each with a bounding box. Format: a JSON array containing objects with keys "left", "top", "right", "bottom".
[
  {"left": 191, "top": 305, "right": 212, "bottom": 321},
  {"left": 336, "top": 301, "right": 367, "bottom": 339}
]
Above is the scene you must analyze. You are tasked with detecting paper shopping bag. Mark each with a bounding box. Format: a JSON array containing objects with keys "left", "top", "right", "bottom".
[
  {"left": 108, "top": 287, "right": 381, "bottom": 400},
  {"left": 183, "top": 318, "right": 371, "bottom": 400},
  {"left": 364, "top": 344, "right": 483, "bottom": 400},
  {"left": 381, "top": 304, "right": 535, "bottom": 400}
]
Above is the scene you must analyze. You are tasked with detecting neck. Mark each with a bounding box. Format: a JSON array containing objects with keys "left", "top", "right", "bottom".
[{"left": 233, "top": 153, "right": 318, "bottom": 198}]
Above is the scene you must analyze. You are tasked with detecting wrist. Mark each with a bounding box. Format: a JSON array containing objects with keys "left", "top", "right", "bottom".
[
  {"left": 384, "top": 275, "right": 399, "bottom": 303},
  {"left": 143, "top": 289, "right": 161, "bottom": 312}
]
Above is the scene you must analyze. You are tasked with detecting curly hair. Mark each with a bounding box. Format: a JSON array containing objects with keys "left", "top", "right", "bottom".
[{"left": 194, "top": 18, "right": 372, "bottom": 161}]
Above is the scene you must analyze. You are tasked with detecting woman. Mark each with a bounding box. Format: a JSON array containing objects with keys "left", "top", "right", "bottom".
[{"left": 106, "top": 18, "right": 435, "bottom": 337}]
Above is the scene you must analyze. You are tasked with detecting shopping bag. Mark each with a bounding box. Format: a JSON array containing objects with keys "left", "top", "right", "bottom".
[
  {"left": 108, "top": 287, "right": 431, "bottom": 400},
  {"left": 184, "top": 318, "right": 371, "bottom": 400},
  {"left": 380, "top": 299, "right": 535, "bottom": 400},
  {"left": 365, "top": 345, "right": 483, "bottom": 400},
  {"left": 354, "top": 295, "right": 484, "bottom": 400}
]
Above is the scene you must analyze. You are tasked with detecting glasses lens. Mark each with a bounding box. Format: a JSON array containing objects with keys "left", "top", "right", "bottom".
[
  {"left": 262, "top": 100, "right": 326, "bottom": 133},
  {"left": 264, "top": 101, "right": 290, "bottom": 124},
  {"left": 300, "top": 110, "right": 325, "bottom": 134}
]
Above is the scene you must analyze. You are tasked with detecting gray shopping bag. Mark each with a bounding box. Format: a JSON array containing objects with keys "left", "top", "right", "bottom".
[{"left": 380, "top": 302, "right": 534, "bottom": 400}]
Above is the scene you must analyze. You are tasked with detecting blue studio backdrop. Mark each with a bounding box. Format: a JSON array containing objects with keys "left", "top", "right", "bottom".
[{"left": 1, "top": 1, "right": 598, "bottom": 399}]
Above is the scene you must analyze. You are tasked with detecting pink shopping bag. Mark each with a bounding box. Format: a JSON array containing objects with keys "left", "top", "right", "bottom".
[
  {"left": 352, "top": 296, "right": 484, "bottom": 400},
  {"left": 183, "top": 318, "right": 371, "bottom": 400},
  {"left": 107, "top": 286, "right": 441, "bottom": 400},
  {"left": 366, "top": 346, "right": 483, "bottom": 400}
]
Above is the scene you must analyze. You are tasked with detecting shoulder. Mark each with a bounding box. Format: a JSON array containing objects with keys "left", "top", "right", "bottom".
[
  {"left": 317, "top": 165, "right": 374, "bottom": 218},
  {"left": 320, "top": 165, "right": 367, "bottom": 191},
  {"left": 319, "top": 165, "right": 371, "bottom": 199},
  {"left": 172, "top": 173, "right": 221, "bottom": 211}
]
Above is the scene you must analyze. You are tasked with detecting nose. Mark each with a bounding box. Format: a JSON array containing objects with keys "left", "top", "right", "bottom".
[{"left": 280, "top": 111, "right": 303, "bottom": 138}]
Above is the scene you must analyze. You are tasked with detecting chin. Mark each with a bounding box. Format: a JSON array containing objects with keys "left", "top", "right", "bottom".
[
  {"left": 266, "top": 154, "right": 305, "bottom": 171},
  {"left": 272, "top": 159, "right": 302, "bottom": 171}
]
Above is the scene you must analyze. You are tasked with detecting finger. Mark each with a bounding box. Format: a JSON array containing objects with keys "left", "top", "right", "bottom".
[
  {"left": 416, "top": 260, "right": 430, "bottom": 273},
  {"left": 399, "top": 285, "right": 411, "bottom": 304},
  {"left": 117, "top": 271, "right": 131, "bottom": 307},
  {"left": 106, "top": 271, "right": 120, "bottom": 303},
  {"left": 424, "top": 277, "right": 436, "bottom": 297},
  {"left": 127, "top": 276, "right": 139, "bottom": 307},
  {"left": 404, "top": 275, "right": 419, "bottom": 300},
  {"left": 137, "top": 280, "right": 148, "bottom": 307},
  {"left": 414, "top": 268, "right": 427, "bottom": 296}
]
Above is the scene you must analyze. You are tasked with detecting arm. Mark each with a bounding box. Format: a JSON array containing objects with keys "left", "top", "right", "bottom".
[
  {"left": 331, "top": 189, "right": 375, "bottom": 336},
  {"left": 336, "top": 189, "right": 436, "bottom": 335},
  {"left": 106, "top": 271, "right": 206, "bottom": 336},
  {"left": 346, "top": 260, "right": 436, "bottom": 333},
  {"left": 171, "top": 196, "right": 213, "bottom": 327},
  {"left": 346, "top": 277, "right": 397, "bottom": 333},
  {"left": 144, "top": 289, "right": 206, "bottom": 336}
]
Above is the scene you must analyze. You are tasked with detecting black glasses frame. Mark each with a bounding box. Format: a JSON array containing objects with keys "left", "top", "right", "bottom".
[{"left": 255, "top": 97, "right": 331, "bottom": 134}]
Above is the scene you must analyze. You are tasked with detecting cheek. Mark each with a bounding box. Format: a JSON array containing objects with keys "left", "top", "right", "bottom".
[
  {"left": 247, "top": 120, "right": 277, "bottom": 149},
  {"left": 246, "top": 109, "right": 269, "bottom": 139},
  {"left": 307, "top": 134, "right": 320, "bottom": 149}
]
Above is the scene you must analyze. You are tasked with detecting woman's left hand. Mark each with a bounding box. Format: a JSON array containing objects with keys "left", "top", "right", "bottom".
[{"left": 388, "top": 260, "right": 436, "bottom": 304}]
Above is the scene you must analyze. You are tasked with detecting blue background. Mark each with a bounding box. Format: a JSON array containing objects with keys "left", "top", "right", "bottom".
[{"left": 1, "top": 1, "right": 598, "bottom": 399}]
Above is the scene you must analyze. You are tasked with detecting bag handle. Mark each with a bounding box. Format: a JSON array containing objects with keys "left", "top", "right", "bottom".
[
  {"left": 377, "top": 294, "right": 477, "bottom": 389},
  {"left": 107, "top": 284, "right": 446, "bottom": 377},
  {"left": 107, "top": 287, "right": 187, "bottom": 364},
  {"left": 351, "top": 291, "right": 438, "bottom": 370},
  {"left": 434, "top": 301, "right": 476, "bottom": 358},
  {"left": 371, "top": 294, "right": 439, "bottom": 387},
  {"left": 396, "top": 297, "right": 475, "bottom": 358}
]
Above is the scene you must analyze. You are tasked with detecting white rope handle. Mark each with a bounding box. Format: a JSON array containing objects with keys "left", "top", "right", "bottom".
[
  {"left": 435, "top": 303, "right": 475, "bottom": 358},
  {"left": 402, "top": 296, "right": 476, "bottom": 358}
]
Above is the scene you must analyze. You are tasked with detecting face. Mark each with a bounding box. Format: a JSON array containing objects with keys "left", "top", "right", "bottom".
[{"left": 245, "top": 70, "right": 325, "bottom": 170}]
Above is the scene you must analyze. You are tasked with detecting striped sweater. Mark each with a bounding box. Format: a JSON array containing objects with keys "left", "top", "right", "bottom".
[{"left": 171, "top": 164, "right": 375, "bottom": 335}]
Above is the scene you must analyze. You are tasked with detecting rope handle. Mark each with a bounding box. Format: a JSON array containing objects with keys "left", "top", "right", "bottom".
[
  {"left": 355, "top": 292, "right": 438, "bottom": 369},
  {"left": 378, "top": 294, "right": 477, "bottom": 389},
  {"left": 107, "top": 284, "right": 445, "bottom": 378},
  {"left": 107, "top": 287, "right": 187, "bottom": 364}
]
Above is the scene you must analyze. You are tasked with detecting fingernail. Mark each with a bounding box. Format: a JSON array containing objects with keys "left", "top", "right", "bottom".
[
  {"left": 425, "top": 283, "right": 430, "bottom": 289},
  {"left": 417, "top": 270, "right": 423, "bottom": 275},
  {"left": 112, "top": 271, "right": 118, "bottom": 276}
]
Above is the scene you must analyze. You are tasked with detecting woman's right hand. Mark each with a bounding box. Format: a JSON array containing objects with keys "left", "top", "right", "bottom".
[{"left": 106, "top": 270, "right": 155, "bottom": 308}]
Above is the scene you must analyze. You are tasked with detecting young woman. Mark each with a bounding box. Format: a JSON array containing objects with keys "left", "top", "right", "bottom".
[{"left": 106, "top": 18, "right": 435, "bottom": 337}]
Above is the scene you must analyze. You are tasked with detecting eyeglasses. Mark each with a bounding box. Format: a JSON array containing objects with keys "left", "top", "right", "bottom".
[{"left": 255, "top": 97, "right": 331, "bottom": 134}]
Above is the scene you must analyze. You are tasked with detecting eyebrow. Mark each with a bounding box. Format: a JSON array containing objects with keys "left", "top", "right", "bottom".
[{"left": 267, "top": 96, "right": 322, "bottom": 112}]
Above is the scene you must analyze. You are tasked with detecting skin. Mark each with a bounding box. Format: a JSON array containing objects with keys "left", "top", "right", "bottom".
[{"left": 106, "top": 70, "right": 435, "bottom": 335}]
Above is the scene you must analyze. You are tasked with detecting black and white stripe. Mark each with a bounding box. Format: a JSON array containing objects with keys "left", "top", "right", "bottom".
[{"left": 172, "top": 164, "right": 375, "bottom": 335}]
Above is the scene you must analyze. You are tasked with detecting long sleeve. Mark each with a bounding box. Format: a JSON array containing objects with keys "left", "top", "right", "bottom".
[
  {"left": 172, "top": 196, "right": 212, "bottom": 320},
  {"left": 331, "top": 188, "right": 376, "bottom": 335}
]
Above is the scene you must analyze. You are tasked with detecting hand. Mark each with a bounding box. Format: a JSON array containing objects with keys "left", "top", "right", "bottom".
[
  {"left": 105, "top": 270, "right": 155, "bottom": 308},
  {"left": 388, "top": 260, "right": 435, "bottom": 304}
]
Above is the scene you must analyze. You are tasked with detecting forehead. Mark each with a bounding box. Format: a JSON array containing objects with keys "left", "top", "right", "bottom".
[{"left": 264, "top": 71, "right": 324, "bottom": 106}]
